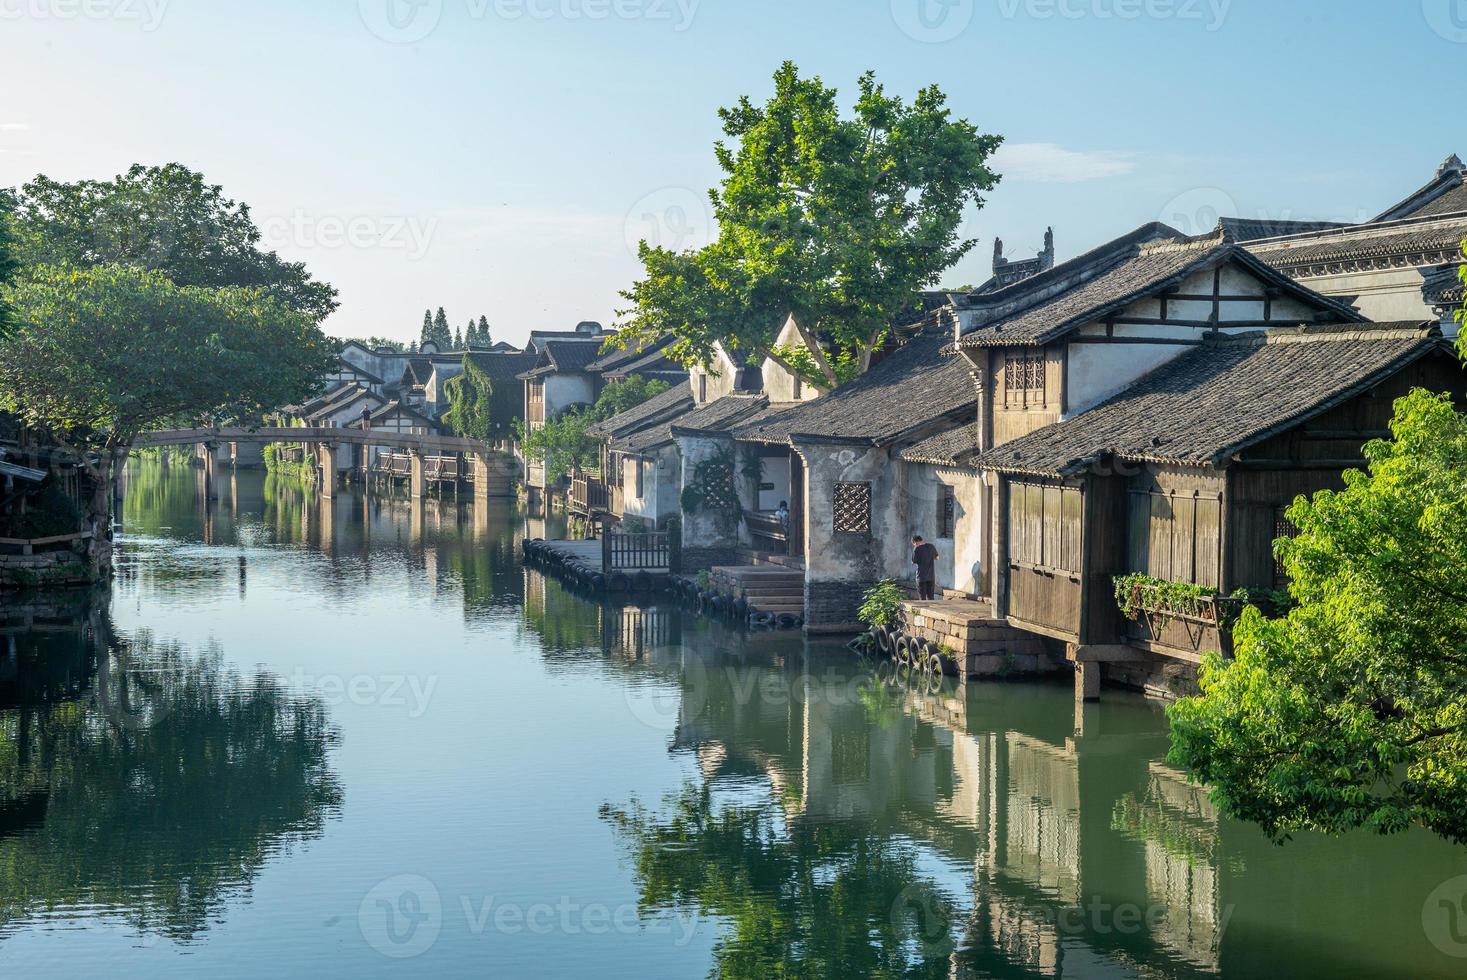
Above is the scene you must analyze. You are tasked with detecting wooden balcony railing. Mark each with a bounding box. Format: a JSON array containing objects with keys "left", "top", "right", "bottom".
[{"left": 570, "top": 476, "right": 610, "bottom": 516}]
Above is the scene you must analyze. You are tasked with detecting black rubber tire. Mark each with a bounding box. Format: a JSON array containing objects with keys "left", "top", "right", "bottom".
[
  {"left": 896, "top": 635, "right": 914, "bottom": 667},
  {"left": 607, "top": 572, "right": 629, "bottom": 592},
  {"left": 632, "top": 571, "right": 653, "bottom": 592},
  {"left": 875, "top": 626, "right": 894, "bottom": 656},
  {"left": 732, "top": 598, "right": 749, "bottom": 619},
  {"left": 927, "top": 653, "right": 946, "bottom": 676},
  {"left": 749, "top": 610, "right": 775, "bottom": 628},
  {"left": 775, "top": 612, "right": 800, "bottom": 630}
]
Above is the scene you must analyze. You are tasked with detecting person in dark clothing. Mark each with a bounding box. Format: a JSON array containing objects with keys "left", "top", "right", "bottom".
[{"left": 912, "top": 535, "right": 939, "bottom": 601}]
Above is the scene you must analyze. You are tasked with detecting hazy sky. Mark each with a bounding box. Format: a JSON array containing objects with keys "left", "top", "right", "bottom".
[{"left": 3, "top": 0, "right": 1463, "bottom": 346}]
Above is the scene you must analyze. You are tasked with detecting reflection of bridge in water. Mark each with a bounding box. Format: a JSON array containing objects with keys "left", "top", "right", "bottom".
[{"left": 132, "top": 427, "right": 518, "bottom": 501}]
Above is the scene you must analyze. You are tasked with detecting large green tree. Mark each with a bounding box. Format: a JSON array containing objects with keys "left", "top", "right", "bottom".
[
  {"left": 1169, "top": 387, "right": 1467, "bottom": 844},
  {"left": 4, "top": 164, "right": 337, "bottom": 323},
  {"left": 617, "top": 62, "right": 1002, "bottom": 390},
  {"left": 0, "top": 264, "right": 333, "bottom": 532}
]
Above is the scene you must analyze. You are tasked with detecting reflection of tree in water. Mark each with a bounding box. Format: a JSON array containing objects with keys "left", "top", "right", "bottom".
[
  {"left": 0, "top": 605, "right": 343, "bottom": 942},
  {"left": 602, "top": 784, "right": 961, "bottom": 980}
]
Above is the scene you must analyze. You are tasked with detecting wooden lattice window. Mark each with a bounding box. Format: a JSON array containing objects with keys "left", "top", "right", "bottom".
[
  {"left": 937, "top": 484, "right": 956, "bottom": 538},
  {"left": 1004, "top": 351, "right": 1046, "bottom": 407},
  {"left": 833, "top": 482, "right": 871, "bottom": 533},
  {"left": 1273, "top": 509, "right": 1301, "bottom": 584}
]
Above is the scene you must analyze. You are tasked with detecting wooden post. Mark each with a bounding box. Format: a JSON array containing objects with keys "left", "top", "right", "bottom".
[
  {"left": 319, "top": 443, "right": 338, "bottom": 499},
  {"left": 409, "top": 449, "right": 426, "bottom": 499}
]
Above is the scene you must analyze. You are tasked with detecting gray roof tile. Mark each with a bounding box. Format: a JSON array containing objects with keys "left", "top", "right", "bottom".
[{"left": 976, "top": 323, "right": 1447, "bottom": 476}]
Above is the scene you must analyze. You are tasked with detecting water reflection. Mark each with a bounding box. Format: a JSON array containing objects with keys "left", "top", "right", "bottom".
[
  {"left": 0, "top": 589, "right": 342, "bottom": 943},
  {"left": 594, "top": 612, "right": 1467, "bottom": 979}
]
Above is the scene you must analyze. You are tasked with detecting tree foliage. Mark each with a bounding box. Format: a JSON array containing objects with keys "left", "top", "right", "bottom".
[
  {"left": 442, "top": 355, "right": 496, "bottom": 442},
  {"left": 1168, "top": 388, "right": 1467, "bottom": 844},
  {"left": 516, "top": 377, "right": 671, "bottom": 482},
  {"left": 3, "top": 163, "right": 338, "bottom": 323},
  {"left": 0, "top": 264, "right": 334, "bottom": 510},
  {"left": 617, "top": 62, "right": 1002, "bottom": 389}
]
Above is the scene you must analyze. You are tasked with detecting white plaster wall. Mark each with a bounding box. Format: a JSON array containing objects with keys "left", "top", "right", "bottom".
[
  {"left": 544, "top": 374, "right": 595, "bottom": 417},
  {"left": 1065, "top": 342, "right": 1185, "bottom": 417},
  {"left": 622, "top": 449, "right": 682, "bottom": 527},
  {"left": 1292, "top": 267, "right": 1435, "bottom": 323},
  {"left": 799, "top": 443, "right": 909, "bottom": 585},
  {"left": 757, "top": 454, "right": 792, "bottom": 511},
  {"left": 759, "top": 317, "right": 822, "bottom": 403},
  {"left": 905, "top": 465, "right": 983, "bottom": 595}
]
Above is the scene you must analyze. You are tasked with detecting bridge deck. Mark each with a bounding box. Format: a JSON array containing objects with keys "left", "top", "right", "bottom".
[{"left": 134, "top": 427, "right": 505, "bottom": 456}]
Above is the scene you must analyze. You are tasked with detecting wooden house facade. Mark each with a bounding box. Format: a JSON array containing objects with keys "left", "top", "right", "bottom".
[{"left": 974, "top": 323, "right": 1462, "bottom": 698}]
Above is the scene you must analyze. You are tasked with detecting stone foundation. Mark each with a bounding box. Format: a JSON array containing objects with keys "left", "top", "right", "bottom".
[
  {"left": 0, "top": 549, "right": 98, "bottom": 589},
  {"left": 681, "top": 546, "right": 740, "bottom": 572},
  {"left": 1101, "top": 659, "right": 1201, "bottom": 701},
  {"left": 805, "top": 579, "right": 872, "bottom": 632},
  {"left": 902, "top": 599, "right": 1058, "bottom": 680}
]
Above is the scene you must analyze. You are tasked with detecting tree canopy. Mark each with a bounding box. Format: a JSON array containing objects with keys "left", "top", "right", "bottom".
[
  {"left": 0, "top": 263, "right": 333, "bottom": 469},
  {"left": 1169, "top": 387, "right": 1467, "bottom": 844},
  {"left": 617, "top": 62, "right": 1002, "bottom": 390},
  {"left": 3, "top": 163, "right": 338, "bottom": 323},
  {"left": 517, "top": 376, "right": 671, "bottom": 482}
]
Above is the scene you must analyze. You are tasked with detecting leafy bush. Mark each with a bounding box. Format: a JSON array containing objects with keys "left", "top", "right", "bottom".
[
  {"left": 858, "top": 579, "right": 905, "bottom": 629},
  {"left": 0, "top": 481, "right": 81, "bottom": 539}
]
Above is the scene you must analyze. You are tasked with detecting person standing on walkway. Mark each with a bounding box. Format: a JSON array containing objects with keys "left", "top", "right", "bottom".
[{"left": 912, "top": 535, "right": 939, "bottom": 601}]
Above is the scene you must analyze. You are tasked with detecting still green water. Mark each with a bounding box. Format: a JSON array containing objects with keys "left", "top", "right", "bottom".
[{"left": 1, "top": 462, "right": 1465, "bottom": 978}]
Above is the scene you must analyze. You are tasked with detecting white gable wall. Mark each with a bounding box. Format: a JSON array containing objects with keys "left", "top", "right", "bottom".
[{"left": 1064, "top": 261, "right": 1338, "bottom": 417}]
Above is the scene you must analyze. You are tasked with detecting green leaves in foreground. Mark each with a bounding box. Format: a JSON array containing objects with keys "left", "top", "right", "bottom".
[{"left": 1168, "top": 388, "right": 1467, "bottom": 844}]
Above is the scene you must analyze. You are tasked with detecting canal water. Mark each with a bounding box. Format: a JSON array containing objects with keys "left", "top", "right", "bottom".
[{"left": 1, "top": 462, "right": 1465, "bottom": 979}]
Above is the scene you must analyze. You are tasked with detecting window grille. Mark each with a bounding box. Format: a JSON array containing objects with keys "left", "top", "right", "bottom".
[
  {"left": 938, "top": 485, "right": 956, "bottom": 538},
  {"left": 833, "top": 482, "right": 871, "bottom": 533},
  {"left": 1273, "top": 510, "right": 1301, "bottom": 584}
]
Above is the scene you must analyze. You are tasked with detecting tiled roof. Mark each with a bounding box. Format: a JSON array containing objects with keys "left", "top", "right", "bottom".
[
  {"left": 464, "top": 350, "right": 539, "bottom": 381},
  {"left": 586, "top": 381, "right": 694, "bottom": 440},
  {"left": 1247, "top": 218, "right": 1467, "bottom": 269},
  {"left": 587, "top": 335, "right": 673, "bottom": 373},
  {"left": 731, "top": 332, "right": 974, "bottom": 446},
  {"left": 955, "top": 230, "right": 1361, "bottom": 350},
  {"left": 1373, "top": 158, "right": 1467, "bottom": 222},
  {"left": 404, "top": 358, "right": 433, "bottom": 387},
  {"left": 612, "top": 418, "right": 688, "bottom": 455},
  {"left": 370, "top": 400, "right": 436, "bottom": 427},
  {"left": 669, "top": 393, "right": 772, "bottom": 437},
  {"left": 975, "top": 323, "right": 1447, "bottom": 477},
  {"left": 899, "top": 423, "right": 981, "bottom": 467},
  {"left": 1218, "top": 217, "right": 1351, "bottom": 241}
]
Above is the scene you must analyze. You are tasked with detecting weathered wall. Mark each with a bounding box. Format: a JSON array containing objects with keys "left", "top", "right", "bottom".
[
  {"left": 676, "top": 434, "right": 739, "bottom": 568},
  {"left": 620, "top": 447, "right": 681, "bottom": 528},
  {"left": 904, "top": 464, "right": 983, "bottom": 596},
  {"left": 797, "top": 441, "right": 911, "bottom": 629}
]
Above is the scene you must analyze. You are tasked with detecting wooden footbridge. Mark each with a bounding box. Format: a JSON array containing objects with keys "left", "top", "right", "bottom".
[{"left": 132, "top": 427, "right": 518, "bottom": 500}]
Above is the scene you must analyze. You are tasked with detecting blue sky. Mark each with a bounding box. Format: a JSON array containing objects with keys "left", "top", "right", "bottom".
[{"left": 2, "top": 0, "right": 1463, "bottom": 345}]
